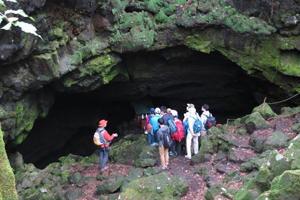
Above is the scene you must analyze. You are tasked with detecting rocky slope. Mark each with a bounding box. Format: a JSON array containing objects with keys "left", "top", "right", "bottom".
[{"left": 9, "top": 103, "right": 300, "bottom": 199}]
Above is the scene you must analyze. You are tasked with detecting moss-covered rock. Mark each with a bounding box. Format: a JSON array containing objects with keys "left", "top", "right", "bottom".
[
  {"left": 252, "top": 103, "right": 277, "bottom": 120},
  {"left": 245, "top": 112, "right": 272, "bottom": 133},
  {"left": 0, "top": 124, "right": 18, "bottom": 199},
  {"left": 134, "top": 145, "right": 160, "bottom": 167},
  {"left": 284, "top": 135, "right": 300, "bottom": 170},
  {"left": 110, "top": 135, "right": 148, "bottom": 165},
  {"left": 255, "top": 163, "right": 271, "bottom": 192},
  {"left": 257, "top": 170, "right": 300, "bottom": 200},
  {"left": 119, "top": 172, "right": 188, "bottom": 199},
  {"left": 121, "top": 167, "right": 144, "bottom": 191},
  {"left": 263, "top": 131, "right": 291, "bottom": 151},
  {"left": 204, "top": 183, "right": 228, "bottom": 200},
  {"left": 97, "top": 174, "right": 125, "bottom": 194},
  {"left": 268, "top": 150, "right": 291, "bottom": 180}
]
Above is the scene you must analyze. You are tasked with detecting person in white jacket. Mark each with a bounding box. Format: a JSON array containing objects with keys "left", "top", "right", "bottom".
[{"left": 184, "top": 105, "right": 200, "bottom": 159}]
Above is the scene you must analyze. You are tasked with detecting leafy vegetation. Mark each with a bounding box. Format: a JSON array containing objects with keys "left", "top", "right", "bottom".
[{"left": 0, "top": 0, "right": 42, "bottom": 40}]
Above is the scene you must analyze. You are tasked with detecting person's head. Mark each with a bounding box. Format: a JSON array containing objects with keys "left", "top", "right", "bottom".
[
  {"left": 98, "top": 119, "right": 108, "bottom": 127},
  {"left": 171, "top": 110, "right": 178, "bottom": 118},
  {"left": 150, "top": 107, "right": 155, "bottom": 114},
  {"left": 158, "top": 118, "right": 164, "bottom": 125},
  {"left": 155, "top": 107, "right": 161, "bottom": 114},
  {"left": 167, "top": 108, "right": 172, "bottom": 114},
  {"left": 186, "top": 103, "right": 195, "bottom": 112},
  {"left": 160, "top": 106, "right": 167, "bottom": 114},
  {"left": 202, "top": 104, "right": 209, "bottom": 111}
]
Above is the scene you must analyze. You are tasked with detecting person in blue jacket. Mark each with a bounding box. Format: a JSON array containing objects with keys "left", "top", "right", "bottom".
[{"left": 149, "top": 107, "right": 161, "bottom": 146}]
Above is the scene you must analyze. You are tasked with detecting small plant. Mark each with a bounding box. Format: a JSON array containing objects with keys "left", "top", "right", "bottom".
[{"left": 0, "top": 0, "right": 42, "bottom": 40}]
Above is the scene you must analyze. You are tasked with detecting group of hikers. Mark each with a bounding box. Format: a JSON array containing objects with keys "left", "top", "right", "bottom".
[
  {"left": 93, "top": 103, "right": 214, "bottom": 171},
  {"left": 146, "top": 103, "right": 214, "bottom": 169}
]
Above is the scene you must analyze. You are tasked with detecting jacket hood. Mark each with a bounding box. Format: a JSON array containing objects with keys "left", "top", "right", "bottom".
[{"left": 189, "top": 107, "right": 196, "bottom": 116}]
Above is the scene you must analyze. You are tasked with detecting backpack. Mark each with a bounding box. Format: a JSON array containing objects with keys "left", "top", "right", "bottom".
[
  {"left": 183, "top": 119, "right": 189, "bottom": 136},
  {"left": 162, "top": 128, "right": 173, "bottom": 148},
  {"left": 204, "top": 113, "right": 216, "bottom": 129},
  {"left": 173, "top": 119, "right": 184, "bottom": 142},
  {"left": 191, "top": 116, "right": 202, "bottom": 133},
  {"left": 168, "top": 119, "right": 177, "bottom": 134},
  {"left": 93, "top": 129, "right": 105, "bottom": 146}
]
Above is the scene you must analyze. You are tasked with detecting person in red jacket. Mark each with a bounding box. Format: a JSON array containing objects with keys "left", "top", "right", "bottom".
[
  {"left": 95, "top": 119, "right": 118, "bottom": 171},
  {"left": 171, "top": 110, "right": 184, "bottom": 156}
]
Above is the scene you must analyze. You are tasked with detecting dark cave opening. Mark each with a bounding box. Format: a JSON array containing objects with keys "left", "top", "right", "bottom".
[{"left": 14, "top": 47, "right": 291, "bottom": 169}]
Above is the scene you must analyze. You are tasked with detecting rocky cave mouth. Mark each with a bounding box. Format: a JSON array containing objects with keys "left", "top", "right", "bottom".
[{"left": 12, "top": 47, "right": 290, "bottom": 169}]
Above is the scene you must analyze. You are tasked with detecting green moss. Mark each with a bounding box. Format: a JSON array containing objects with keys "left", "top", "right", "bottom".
[
  {"left": 15, "top": 133, "right": 28, "bottom": 145},
  {"left": 15, "top": 103, "right": 24, "bottom": 126},
  {"left": 155, "top": 9, "right": 168, "bottom": 22},
  {"left": 0, "top": 123, "right": 18, "bottom": 199},
  {"left": 185, "top": 34, "right": 212, "bottom": 53}
]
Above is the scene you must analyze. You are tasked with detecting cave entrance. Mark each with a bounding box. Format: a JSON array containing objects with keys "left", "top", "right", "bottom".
[{"left": 16, "top": 46, "right": 287, "bottom": 169}]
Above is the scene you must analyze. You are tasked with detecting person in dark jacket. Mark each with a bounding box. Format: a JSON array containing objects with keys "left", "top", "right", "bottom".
[
  {"left": 95, "top": 119, "right": 118, "bottom": 171},
  {"left": 161, "top": 106, "right": 174, "bottom": 155},
  {"left": 157, "top": 118, "right": 170, "bottom": 169}
]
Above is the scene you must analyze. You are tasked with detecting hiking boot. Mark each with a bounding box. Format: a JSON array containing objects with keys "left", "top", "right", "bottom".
[
  {"left": 101, "top": 166, "right": 109, "bottom": 172},
  {"left": 169, "top": 151, "right": 173, "bottom": 156},
  {"left": 150, "top": 142, "right": 156, "bottom": 146},
  {"left": 185, "top": 155, "right": 191, "bottom": 159}
]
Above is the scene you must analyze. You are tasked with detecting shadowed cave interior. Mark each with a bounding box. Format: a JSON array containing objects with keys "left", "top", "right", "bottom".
[{"left": 12, "top": 47, "right": 290, "bottom": 169}]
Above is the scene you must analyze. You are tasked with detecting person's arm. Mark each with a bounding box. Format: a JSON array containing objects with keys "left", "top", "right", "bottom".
[{"left": 103, "top": 130, "right": 116, "bottom": 142}]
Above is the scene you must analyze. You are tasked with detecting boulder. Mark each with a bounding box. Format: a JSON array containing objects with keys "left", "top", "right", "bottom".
[
  {"left": 97, "top": 174, "right": 124, "bottom": 194},
  {"left": 263, "top": 131, "right": 290, "bottom": 151},
  {"left": 8, "top": 151, "right": 24, "bottom": 171},
  {"left": 119, "top": 172, "right": 188, "bottom": 199},
  {"left": 68, "top": 172, "right": 87, "bottom": 188},
  {"left": 285, "top": 135, "right": 300, "bottom": 169},
  {"left": 240, "top": 161, "right": 255, "bottom": 172},
  {"left": 224, "top": 170, "right": 242, "bottom": 184},
  {"left": 121, "top": 167, "right": 144, "bottom": 191},
  {"left": 110, "top": 136, "right": 148, "bottom": 165},
  {"left": 144, "top": 167, "right": 163, "bottom": 176},
  {"left": 252, "top": 103, "right": 277, "bottom": 120},
  {"left": 281, "top": 106, "right": 300, "bottom": 115},
  {"left": 257, "top": 170, "right": 300, "bottom": 200},
  {"left": 255, "top": 163, "right": 271, "bottom": 192},
  {"left": 268, "top": 150, "right": 291, "bottom": 180},
  {"left": 65, "top": 189, "right": 83, "bottom": 200},
  {"left": 245, "top": 112, "right": 272, "bottom": 133},
  {"left": 135, "top": 145, "right": 160, "bottom": 167},
  {"left": 204, "top": 183, "right": 228, "bottom": 200}
]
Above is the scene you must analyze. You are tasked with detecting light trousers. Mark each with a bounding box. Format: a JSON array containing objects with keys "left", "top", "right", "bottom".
[
  {"left": 186, "top": 132, "right": 199, "bottom": 157},
  {"left": 159, "top": 146, "right": 169, "bottom": 167}
]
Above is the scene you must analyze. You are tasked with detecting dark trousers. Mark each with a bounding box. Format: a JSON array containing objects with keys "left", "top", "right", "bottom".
[
  {"left": 154, "top": 129, "right": 158, "bottom": 143},
  {"left": 173, "top": 140, "right": 182, "bottom": 156},
  {"left": 99, "top": 147, "right": 109, "bottom": 168}
]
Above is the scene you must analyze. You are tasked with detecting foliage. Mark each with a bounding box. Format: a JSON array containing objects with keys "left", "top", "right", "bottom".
[{"left": 0, "top": 0, "right": 42, "bottom": 40}]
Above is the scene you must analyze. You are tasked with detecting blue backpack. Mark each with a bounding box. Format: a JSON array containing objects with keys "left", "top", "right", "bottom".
[
  {"left": 183, "top": 119, "right": 189, "bottom": 136},
  {"left": 191, "top": 116, "right": 202, "bottom": 133},
  {"left": 168, "top": 119, "right": 177, "bottom": 134}
]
